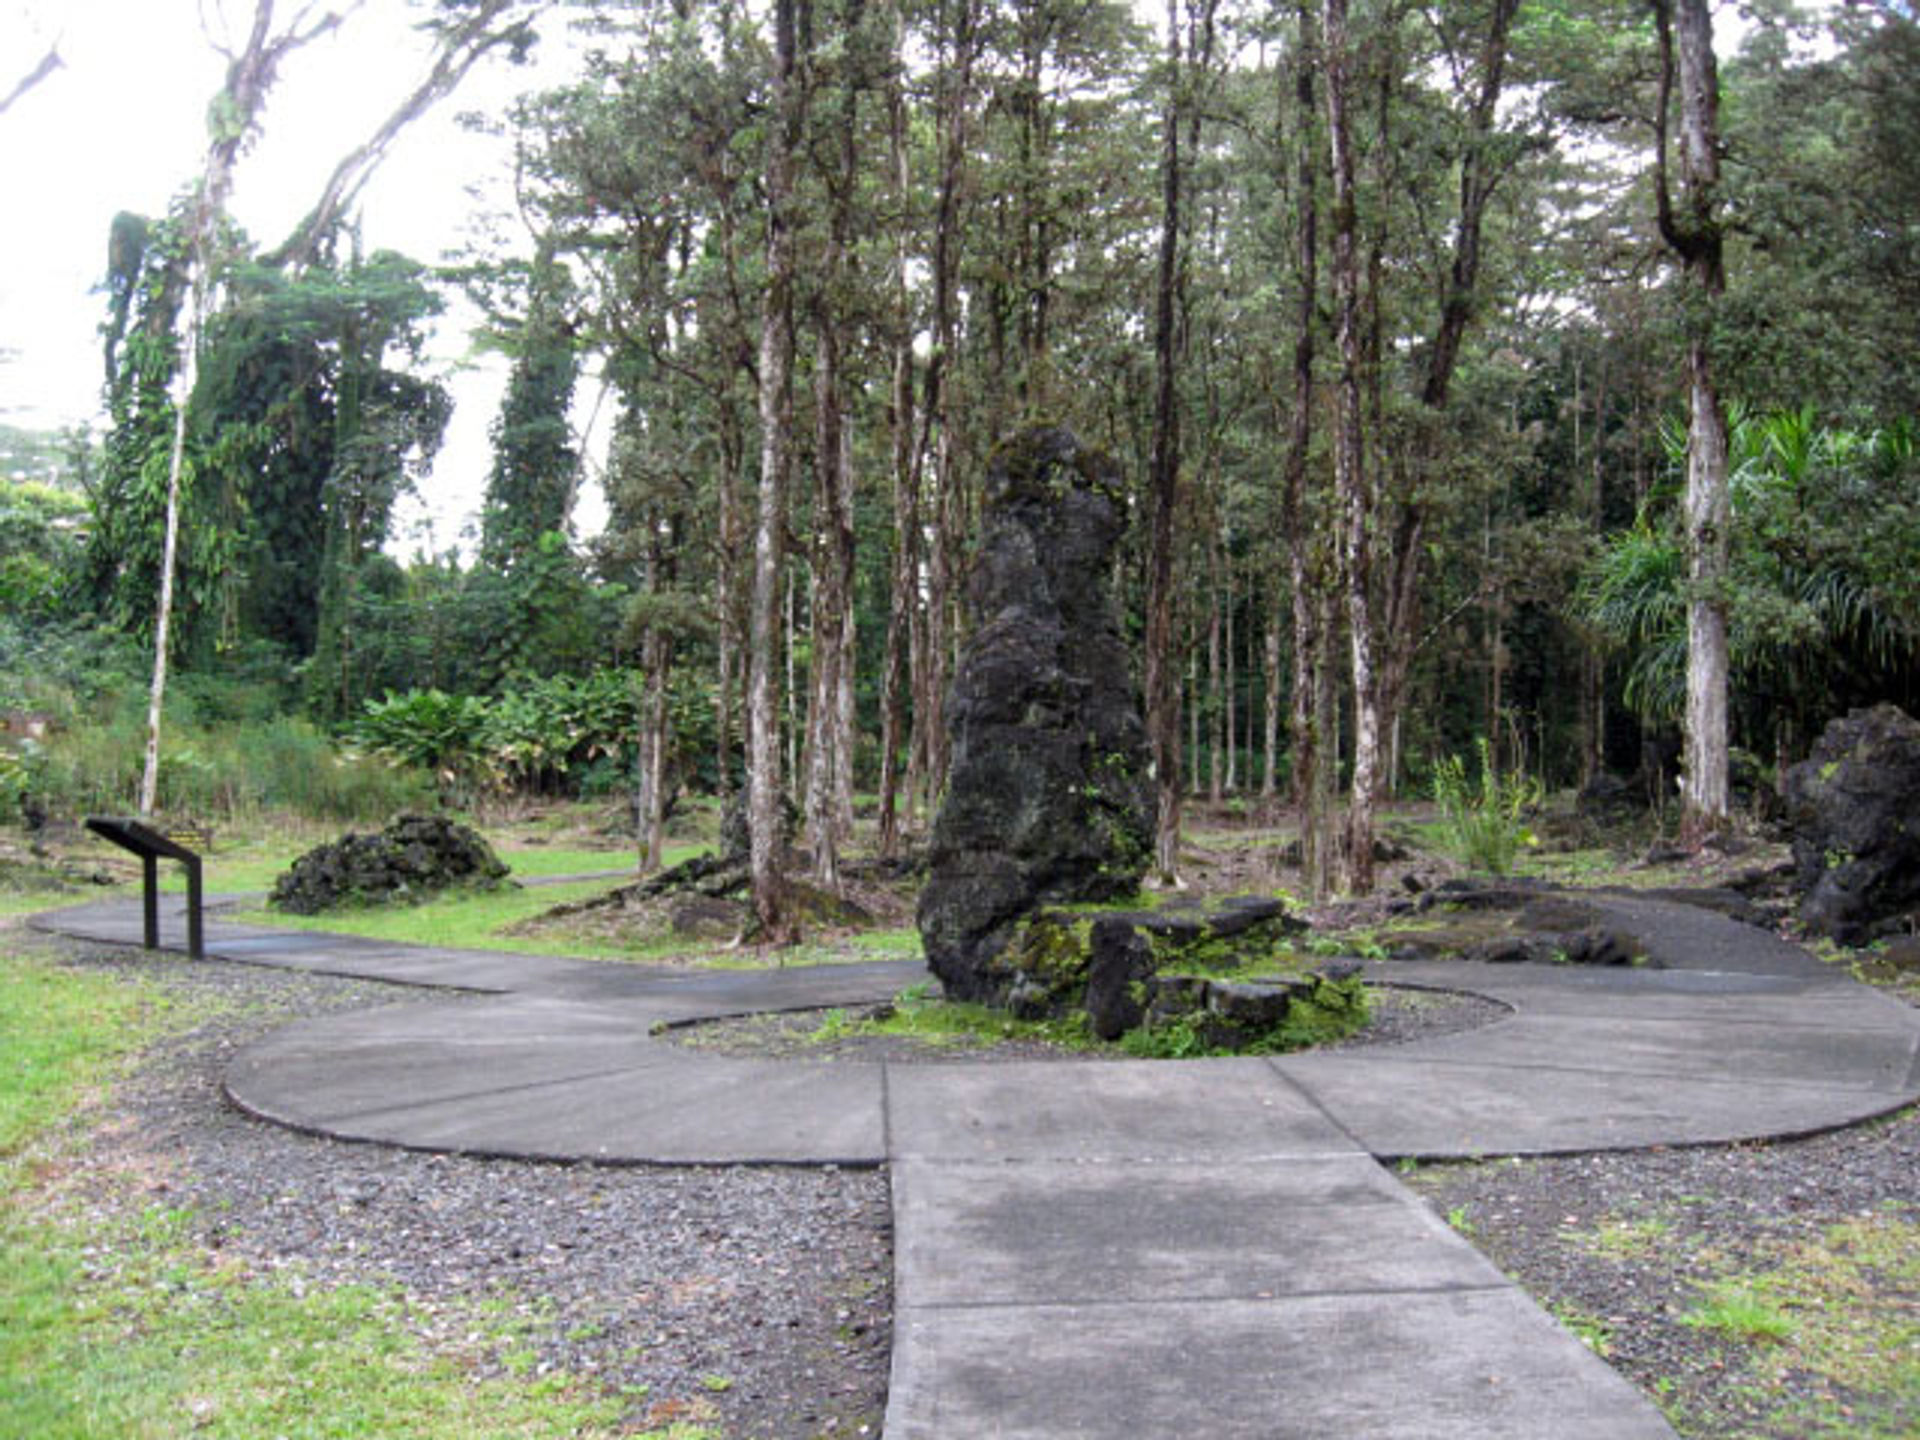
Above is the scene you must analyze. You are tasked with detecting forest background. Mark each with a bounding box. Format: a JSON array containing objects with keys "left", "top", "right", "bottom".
[{"left": 2, "top": 0, "right": 1917, "bottom": 925}]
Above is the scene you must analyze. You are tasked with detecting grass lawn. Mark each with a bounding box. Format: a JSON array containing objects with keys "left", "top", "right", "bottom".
[
  {"left": 147, "top": 832, "right": 665, "bottom": 897},
  {"left": 227, "top": 878, "right": 670, "bottom": 960},
  {"left": 0, "top": 923, "right": 705, "bottom": 1438}
]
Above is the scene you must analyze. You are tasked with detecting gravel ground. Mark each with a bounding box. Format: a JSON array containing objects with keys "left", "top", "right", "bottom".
[
  {"left": 664, "top": 982, "right": 1509, "bottom": 1063},
  {"left": 1406, "top": 1101, "right": 1920, "bottom": 1437},
  {"left": 33, "top": 935, "right": 892, "bottom": 1440}
]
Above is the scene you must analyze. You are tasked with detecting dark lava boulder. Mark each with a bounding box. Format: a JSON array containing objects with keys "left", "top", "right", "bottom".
[
  {"left": 271, "top": 813, "right": 512, "bottom": 914},
  {"left": 917, "top": 425, "right": 1154, "bottom": 1004},
  {"left": 1784, "top": 704, "right": 1920, "bottom": 944}
]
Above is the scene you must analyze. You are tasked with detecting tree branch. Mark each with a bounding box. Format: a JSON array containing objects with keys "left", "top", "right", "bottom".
[
  {"left": 0, "top": 43, "right": 63, "bottom": 116},
  {"left": 1650, "top": 0, "right": 1689, "bottom": 258},
  {"left": 262, "top": 0, "right": 533, "bottom": 270}
]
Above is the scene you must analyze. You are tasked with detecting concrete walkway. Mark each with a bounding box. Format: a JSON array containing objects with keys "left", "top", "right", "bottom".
[{"left": 34, "top": 890, "right": 1920, "bottom": 1438}]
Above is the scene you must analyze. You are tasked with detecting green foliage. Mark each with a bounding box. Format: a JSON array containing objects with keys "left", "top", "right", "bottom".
[
  {"left": 1681, "top": 1284, "right": 1796, "bottom": 1343},
  {"left": 1118, "top": 975, "right": 1371, "bottom": 1057},
  {"left": 353, "top": 670, "right": 718, "bottom": 801},
  {"left": 88, "top": 205, "right": 240, "bottom": 656},
  {"left": 1579, "top": 409, "right": 1920, "bottom": 742},
  {"left": 479, "top": 239, "right": 581, "bottom": 568},
  {"left": 353, "top": 689, "right": 492, "bottom": 785},
  {"left": 1117, "top": 1011, "right": 1217, "bottom": 1059},
  {"left": 0, "top": 748, "right": 30, "bottom": 816},
  {"left": 1431, "top": 737, "right": 1541, "bottom": 875},
  {"left": 0, "top": 478, "right": 87, "bottom": 622},
  {"left": 18, "top": 682, "right": 428, "bottom": 824}
]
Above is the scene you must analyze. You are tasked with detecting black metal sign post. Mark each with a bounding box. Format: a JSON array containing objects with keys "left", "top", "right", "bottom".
[{"left": 84, "top": 817, "right": 205, "bottom": 960}]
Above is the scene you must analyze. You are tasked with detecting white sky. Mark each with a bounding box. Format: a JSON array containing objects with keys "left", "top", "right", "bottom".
[{"left": 0, "top": 0, "right": 599, "bottom": 555}]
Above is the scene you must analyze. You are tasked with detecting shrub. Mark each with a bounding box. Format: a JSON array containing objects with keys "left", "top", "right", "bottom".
[{"left": 1431, "top": 737, "right": 1541, "bottom": 875}]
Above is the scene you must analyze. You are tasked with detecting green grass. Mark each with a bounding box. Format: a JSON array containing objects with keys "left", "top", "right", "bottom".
[
  {"left": 0, "top": 1219, "right": 629, "bottom": 1438},
  {"left": 487, "top": 843, "right": 662, "bottom": 878},
  {"left": 1681, "top": 1282, "right": 1797, "bottom": 1342},
  {"left": 817, "top": 984, "right": 1100, "bottom": 1052},
  {"left": 1552, "top": 1302, "right": 1616, "bottom": 1357},
  {"left": 1569, "top": 1215, "right": 1675, "bottom": 1262},
  {"left": 847, "top": 926, "right": 925, "bottom": 958},
  {"left": 231, "top": 879, "right": 643, "bottom": 956},
  {"left": 0, "top": 933, "right": 163, "bottom": 1159},
  {"left": 0, "top": 891, "right": 70, "bottom": 920},
  {"left": 0, "top": 930, "right": 671, "bottom": 1438}
]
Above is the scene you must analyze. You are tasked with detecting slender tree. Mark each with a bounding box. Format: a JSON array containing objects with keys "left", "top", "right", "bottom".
[
  {"left": 1143, "top": 0, "right": 1186, "bottom": 884},
  {"left": 1320, "top": 0, "right": 1382, "bottom": 890},
  {"left": 1653, "top": 0, "right": 1731, "bottom": 841},
  {"left": 748, "top": 0, "right": 805, "bottom": 940},
  {"left": 876, "top": 0, "right": 920, "bottom": 858},
  {"left": 140, "top": 1, "right": 350, "bottom": 814}
]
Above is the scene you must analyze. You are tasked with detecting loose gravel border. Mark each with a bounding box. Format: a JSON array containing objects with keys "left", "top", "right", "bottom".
[{"left": 1405, "top": 1103, "right": 1920, "bottom": 1438}]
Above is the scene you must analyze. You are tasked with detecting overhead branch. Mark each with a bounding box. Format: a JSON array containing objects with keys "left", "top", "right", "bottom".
[
  {"left": 263, "top": 0, "right": 536, "bottom": 270},
  {"left": 1650, "top": 0, "right": 1687, "bottom": 257},
  {"left": 0, "top": 43, "right": 63, "bottom": 116}
]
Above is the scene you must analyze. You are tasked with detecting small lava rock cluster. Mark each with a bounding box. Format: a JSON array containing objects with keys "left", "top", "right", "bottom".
[
  {"left": 1025, "top": 896, "right": 1330, "bottom": 1046},
  {"left": 269, "top": 813, "right": 512, "bottom": 914}
]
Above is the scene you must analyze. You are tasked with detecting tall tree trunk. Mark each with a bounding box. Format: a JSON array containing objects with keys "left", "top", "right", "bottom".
[
  {"left": 1323, "top": 0, "right": 1380, "bottom": 893},
  {"left": 1145, "top": 0, "right": 1189, "bottom": 883},
  {"left": 1312, "top": 587, "right": 1341, "bottom": 897},
  {"left": 1262, "top": 596, "right": 1281, "bottom": 804},
  {"left": 1280, "top": 0, "right": 1329, "bottom": 895},
  {"left": 1655, "top": 0, "right": 1731, "bottom": 842},
  {"left": 1581, "top": 354, "right": 1611, "bottom": 786},
  {"left": 638, "top": 623, "right": 674, "bottom": 873},
  {"left": 1208, "top": 534, "right": 1224, "bottom": 804},
  {"left": 749, "top": 0, "right": 804, "bottom": 941},
  {"left": 877, "top": 2, "right": 918, "bottom": 859},
  {"left": 805, "top": 22, "right": 862, "bottom": 890},
  {"left": 715, "top": 396, "right": 744, "bottom": 795},
  {"left": 1371, "top": 0, "right": 1519, "bottom": 819},
  {"left": 1225, "top": 558, "right": 1238, "bottom": 794},
  {"left": 911, "top": 0, "right": 976, "bottom": 817}
]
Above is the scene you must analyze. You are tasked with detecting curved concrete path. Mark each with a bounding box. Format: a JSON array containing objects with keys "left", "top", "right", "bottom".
[{"left": 35, "top": 890, "right": 1920, "bottom": 1439}]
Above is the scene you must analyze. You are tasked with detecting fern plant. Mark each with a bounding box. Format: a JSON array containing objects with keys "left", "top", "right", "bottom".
[{"left": 1431, "top": 737, "right": 1541, "bottom": 875}]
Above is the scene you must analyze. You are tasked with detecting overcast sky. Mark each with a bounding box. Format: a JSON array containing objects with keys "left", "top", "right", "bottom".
[{"left": 0, "top": 0, "right": 593, "bottom": 553}]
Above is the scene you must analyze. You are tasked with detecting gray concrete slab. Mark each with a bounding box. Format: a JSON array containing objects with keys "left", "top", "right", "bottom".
[
  {"left": 238, "top": 1050, "right": 888, "bottom": 1165},
  {"left": 886, "top": 1059, "right": 1361, "bottom": 1162},
  {"left": 1385, "top": 1010, "right": 1919, "bottom": 1091},
  {"left": 885, "top": 1288, "right": 1675, "bottom": 1439},
  {"left": 1276, "top": 1051, "right": 1916, "bottom": 1158},
  {"left": 530, "top": 956, "right": 922, "bottom": 1009},
  {"left": 892, "top": 1155, "right": 1506, "bottom": 1308},
  {"left": 1424, "top": 970, "right": 1904, "bottom": 1026},
  {"left": 224, "top": 996, "right": 662, "bottom": 1120},
  {"left": 1366, "top": 957, "right": 1817, "bottom": 1001}
]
